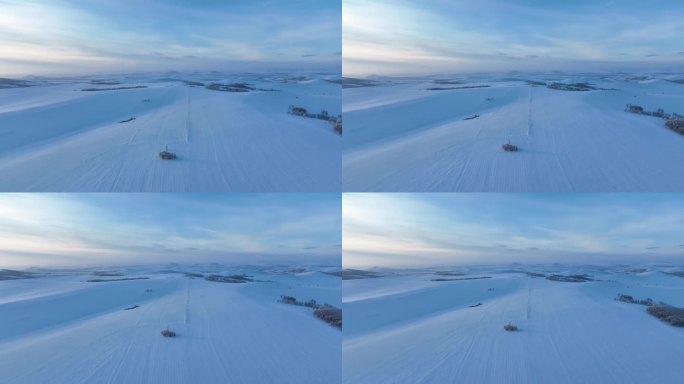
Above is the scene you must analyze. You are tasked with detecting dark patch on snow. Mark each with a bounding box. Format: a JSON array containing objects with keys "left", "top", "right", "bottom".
[
  {"left": 341, "top": 269, "right": 384, "bottom": 280},
  {"left": 205, "top": 274, "right": 254, "bottom": 283},
  {"left": 0, "top": 78, "right": 35, "bottom": 89},
  {"left": 82, "top": 85, "right": 147, "bottom": 91},
  {"left": 426, "top": 85, "right": 490, "bottom": 91},
  {"left": 546, "top": 274, "right": 593, "bottom": 283},
  {"left": 342, "top": 77, "right": 380, "bottom": 88},
  {"left": 431, "top": 276, "right": 492, "bottom": 282},
  {"left": 0, "top": 269, "right": 38, "bottom": 280},
  {"left": 87, "top": 277, "right": 150, "bottom": 282}
]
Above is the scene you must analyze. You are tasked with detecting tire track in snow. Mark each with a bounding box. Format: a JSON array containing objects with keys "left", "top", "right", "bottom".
[
  {"left": 447, "top": 308, "right": 488, "bottom": 381},
  {"left": 184, "top": 279, "right": 190, "bottom": 325},
  {"left": 109, "top": 157, "right": 127, "bottom": 191},
  {"left": 549, "top": 117, "right": 575, "bottom": 191},
  {"left": 185, "top": 87, "right": 191, "bottom": 143},
  {"left": 543, "top": 296, "right": 574, "bottom": 383},
  {"left": 451, "top": 133, "right": 477, "bottom": 191},
  {"left": 107, "top": 331, "right": 136, "bottom": 384},
  {"left": 205, "top": 108, "right": 232, "bottom": 190},
  {"left": 527, "top": 87, "right": 533, "bottom": 137},
  {"left": 526, "top": 278, "right": 532, "bottom": 320}
]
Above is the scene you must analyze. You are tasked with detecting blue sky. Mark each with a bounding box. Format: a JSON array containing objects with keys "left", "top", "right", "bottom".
[
  {"left": 0, "top": 193, "right": 340, "bottom": 268},
  {"left": 344, "top": 193, "right": 684, "bottom": 267},
  {"left": 0, "top": 0, "right": 341, "bottom": 76},
  {"left": 344, "top": 0, "right": 684, "bottom": 75}
]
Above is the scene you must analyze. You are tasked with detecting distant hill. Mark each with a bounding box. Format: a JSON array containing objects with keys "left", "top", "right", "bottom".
[
  {"left": 0, "top": 78, "right": 35, "bottom": 89},
  {"left": 342, "top": 77, "right": 380, "bottom": 88},
  {"left": 342, "top": 268, "right": 384, "bottom": 280},
  {"left": 0, "top": 269, "right": 38, "bottom": 280}
]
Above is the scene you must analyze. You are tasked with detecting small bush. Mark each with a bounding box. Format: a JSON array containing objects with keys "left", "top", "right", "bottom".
[
  {"left": 279, "top": 295, "right": 298, "bottom": 305},
  {"left": 502, "top": 142, "right": 518, "bottom": 152},
  {"left": 504, "top": 323, "right": 518, "bottom": 331},
  {"left": 159, "top": 150, "right": 177, "bottom": 160},
  {"left": 161, "top": 328, "right": 176, "bottom": 337},
  {"left": 617, "top": 293, "right": 634, "bottom": 302}
]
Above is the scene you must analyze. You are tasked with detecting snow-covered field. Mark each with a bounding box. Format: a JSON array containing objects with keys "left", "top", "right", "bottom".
[
  {"left": 343, "top": 265, "right": 684, "bottom": 383},
  {"left": 0, "top": 74, "right": 340, "bottom": 191},
  {"left": 0, "top": 265, "right": 341, "bottom": 384},
  {"left": 343, "top": 74, "right": 684, "bottom": 191}
]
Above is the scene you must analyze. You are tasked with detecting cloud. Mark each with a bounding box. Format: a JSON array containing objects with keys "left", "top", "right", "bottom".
[
  {"left": 343, "top": 0, "right": 684, "bottom": 75},
  {"left": 344, "top": 194, "right": 684, "bottom": 267},
  {"left": 0, "top": 194, "right": 341, "bottom": 268},
  {"left": 0, "top": 1, "right": 340, "bottom": 76}
]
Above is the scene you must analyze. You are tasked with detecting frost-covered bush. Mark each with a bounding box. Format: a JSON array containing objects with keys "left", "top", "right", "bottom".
[
  {"left": 665, "top": 118, "right": 684, "bottom": 134},
  {"left": 647, "top": 305, "right": 684, "bottom": 327},
  {"left": 503, "top": 323, "right": 518, "bottom": 331},
  {"left": 161, "top": 328, "right": 176, "bottom": 337},
  {"left": 314, "top": 306, "right": 342, "bottom": 329},
  {"left": 617, "top": 293, "right": 634, "bottom": 302},
  {"left": 279, "top": 295, "right": 298, "bottom": 305}
]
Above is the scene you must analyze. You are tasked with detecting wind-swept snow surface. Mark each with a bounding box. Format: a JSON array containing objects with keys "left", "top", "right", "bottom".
[
  {"left": 343, "top": 74, "right": 684, "bottom": 191},
  {"left": 343, "top": 266, "right": 684, "bottom": 384},
  {"left": 0, "top": 266, "right": 341, "bottom": 384},
  {"left": 0, "top": 74, "right": 340, "bottom": 191}
]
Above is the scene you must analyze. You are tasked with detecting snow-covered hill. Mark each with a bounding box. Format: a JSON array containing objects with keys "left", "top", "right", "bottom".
[
  {"left": 343, "top": 74, "right": 684, "bottom": 191},
  {"left": 0, "top": 74, "right": 340, "bottom": 191},
  {"left": 343, "top": 265, "right": 684, "bottom": 383},
  {"left": 0, "top": 265, "right": 341, "bottom": 384}
]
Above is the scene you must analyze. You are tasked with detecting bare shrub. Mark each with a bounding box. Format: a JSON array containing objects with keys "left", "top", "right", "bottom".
[
  {"left": 314, "top": 306, "right": 342, "bottom": 329},
  {"left": 617, "top": 293, "right": 634, "bottom": 303},
  {"left": 279, "top": 295, "right": 298, "bottom": 305},
  {"left": 647, "top": 305, "right": 684, "bottom": 327},
  {"left": 502, "top": 141, "right": 518, "bottom": 152},
  {"left": 504, "top": 323, "right": 518, "bottom": 331},
  {"left": 159, "top": 149, "right": 177, "bottom": 160},
  {"left": 665, "top": 118, "right": 684, "bottom": 134}
]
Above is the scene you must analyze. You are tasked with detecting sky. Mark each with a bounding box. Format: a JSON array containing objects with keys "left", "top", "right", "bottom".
[
  {"left": 344, "top": 193, "right": 684, "bottom": 267},
  {"left": 0, "top": 193, "right": 341, "bottom": 268},
  {"left": 0, "top": 0, "right": 341, "bottom": 77},
  {"left": 344, "top": 0, "right": 684, "bottom": 75}
]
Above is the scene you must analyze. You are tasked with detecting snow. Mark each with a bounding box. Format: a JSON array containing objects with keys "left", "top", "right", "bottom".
[
  {"left": 0, "top": 75, "right": 340, "bottom": 191},
  {"left": 343, "top": 266, "right": 684, "bottom": 383},
  {"left": 343, "top": 75, "right": 684, "bottom": 191},
  {"left": 0, "top": 266, "right": 341, "bottom": 384}
]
